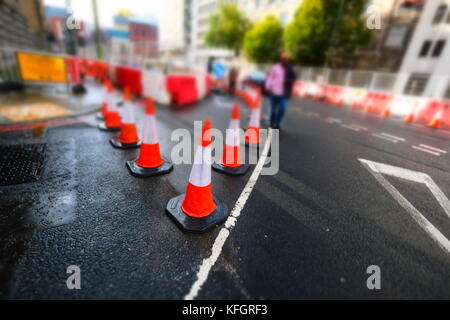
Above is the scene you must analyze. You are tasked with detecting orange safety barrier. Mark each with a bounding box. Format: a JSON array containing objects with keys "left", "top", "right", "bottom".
[
  {"left": 115, "top": 66, "right": 143, "bottom": 96},
  {"left": 364, "top": 93, "right": 393, "bottom": 116},
  {"left": 166, "top": 75, "right": 199, "bottom": 105},
  {"left": 428, "top": 101, "right": 450, "bottom": 129},
  {"left": 415, "top": 100, "right": 443, "bottom": 125}
]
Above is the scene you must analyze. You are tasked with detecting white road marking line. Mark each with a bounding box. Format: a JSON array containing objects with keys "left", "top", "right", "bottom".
[
  {"left": 419, "top": 144, "right": 447, "bottom": 154},
  {"left": 341, "top": 124, "right": 360, "bottom": 132},
  {"left": 213, "top": 97, "right": 234, "bottom": 109},
  {"left": 326, "top": 117, "right": 342, "bottom": 124},
  {"left": 360, "top": 159, "right": 450, "bottom": 255},
  {"left": 381, "top": 133, "right": 406, "bottom": 142},
  {"left": 350, "top": 124, "right": 368, "bottom": 131},
  {"left": 372, "top": 134, "right": 398, "bottom": 143},
  {"left": 412, "top": 146, "right": 441, "bottom": 156},
  {"left": 184, "top": 129, "right": 273, "bottom": 301}
]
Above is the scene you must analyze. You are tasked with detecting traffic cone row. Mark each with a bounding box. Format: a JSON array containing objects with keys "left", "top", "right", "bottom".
[
  {"left": 96, "top": 80, "right": 110, "bottom": 121},
  {"left": 98, "top": 81, "right": 121, "bottom": 132},
  {"left": 94, "top": 82, "right": 266, "bottom": 233},
  {"left": 110, "top": 87, "right": 141, "bottom": 149}
]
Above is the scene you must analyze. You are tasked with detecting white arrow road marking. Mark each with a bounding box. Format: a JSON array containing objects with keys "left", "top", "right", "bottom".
[
  {"left": 359, "top": 159, "right": 450, "bottom": 255},
  {"left": 184, "top": 129, "right": 273, "bottom": 300}
]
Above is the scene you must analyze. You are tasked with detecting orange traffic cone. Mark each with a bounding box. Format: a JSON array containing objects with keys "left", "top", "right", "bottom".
[
  {"left": 98, "top": 82, "right": 121, "bottom": 132},
  {"left": 245, "top": 103, "right": 261, "bottom": 147},
  {"left": 404, "top": 102, "right": 416, "bottom": 123},
  {"left": 126, "top": 98, "right": 173, "bottom": 177},
  {"left": 96, "top": 80, "right": 110, "bottom": 121},
  {"left": 166, "top": 120, "right": 229, "bottom": 233},
  {"left": 429, "top": 109, "right": 443, "bottom": 129},
  {"left": 110, "top": 87, "right": 141, "bottom": 149},
  {"left": 381, "top": 107, "right": 391, "bottom": 118},
  {"left": 404, "top": 113, "right": 414, "bottom": 123},
  {"left": 213, "top": 104, "right": 250, "bottom": 176}
]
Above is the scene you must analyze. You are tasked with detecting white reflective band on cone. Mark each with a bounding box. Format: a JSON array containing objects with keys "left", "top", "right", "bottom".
[
  {"left": 142, "top": 115, "right": 159, "bottom": 144},
  {"left": 189, "top": 146, "right": 212, "bottom": 187},
  {"left": 108, "top": 94, "right": 117, "bottom": 111},
  {"left": 249, "top": 108, "right": 261, "bottom": 128},
  {"left": 102, "top": 87, "right": 109, "bottom": 102},
  {"left": 121, "top": 101, "right": 135, "bottom": 124},
  {"left": 226, "top": 119, "right": 240, "bottom": 147}
]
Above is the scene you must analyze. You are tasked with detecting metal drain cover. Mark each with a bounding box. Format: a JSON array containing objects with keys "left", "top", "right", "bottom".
[{"left": 0, "top": 144, "right": 46, "bottom": 186}]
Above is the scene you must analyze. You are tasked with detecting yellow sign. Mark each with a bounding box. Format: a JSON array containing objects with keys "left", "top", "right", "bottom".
[{"left": 17, "top": 52, "right": 67, "bottom": 83}]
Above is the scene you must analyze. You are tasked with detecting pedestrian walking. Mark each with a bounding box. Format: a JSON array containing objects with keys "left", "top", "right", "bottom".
[
  {"left": 265, "top": 53, "right": 297, "bottom": 129},
  {"left": 228, "top": 65, "right": 239, "bottom": 96}
]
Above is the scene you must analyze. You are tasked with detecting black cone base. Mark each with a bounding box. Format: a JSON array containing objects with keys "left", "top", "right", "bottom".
[
  {"left": 109, "top": 138, "right": 141, "bottom": 149},
  {"left": 166, "top": 194, "right": 229, "bottom": 234},
  {"left": 212, "top": 163, "right": 250, "bottom": 176},
  {"left": 72, "top": 84, "right": 86, "bottom": 95},
  {"left": 126, "top": 159, "right": 173, "bottom": 177},
  {"left": 98, "top": 122, "right": 120, "bottom": 132}
]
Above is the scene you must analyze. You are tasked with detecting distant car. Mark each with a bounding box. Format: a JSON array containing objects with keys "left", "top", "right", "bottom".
[{"left": 242, "top": 71, "right": 269, "bottom": 96}]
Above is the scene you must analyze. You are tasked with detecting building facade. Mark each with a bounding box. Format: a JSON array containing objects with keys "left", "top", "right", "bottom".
[
  {"left": 345, "top": 0, "right": 423, "bottom": 72},
  {"left": 238, "top": 0, "right": 301, "bottom": 26},
  {"left": 190, "top": 0, "right": 236, "bottom": 70},
  {"left": 0, "top": 0, "right": 46, "bottom": 49},
  {"left": 129, "top": 15, "right": 159, "bottom": 60},
  {"left": 158, "top": 0, "right": 193, "bottom": 60},
  {"left": 396, "top": 0, "right": 450, "bottom": 98},
  {"left": 107, "top": 11, "right": 159, "bottom": 66}
]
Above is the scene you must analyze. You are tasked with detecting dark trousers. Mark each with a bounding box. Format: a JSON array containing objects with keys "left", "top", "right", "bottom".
[{"left": 270, "top": 95, "right": 289, "bottom": 126}]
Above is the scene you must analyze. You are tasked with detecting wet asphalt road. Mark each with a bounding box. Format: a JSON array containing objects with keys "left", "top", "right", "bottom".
[{"left": 0, "top": 93, "right": 449, "bottom": 300}]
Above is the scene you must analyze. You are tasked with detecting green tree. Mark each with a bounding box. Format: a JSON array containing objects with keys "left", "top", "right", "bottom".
[
  {"left": 284, "top": 0, "right": 372, "bottom": 66},
  {"left": 243, "top": 15, "right": 284, "bottom": 64},
  {"left": 204, "top": 2, "right": 251, "bottom": 56}
]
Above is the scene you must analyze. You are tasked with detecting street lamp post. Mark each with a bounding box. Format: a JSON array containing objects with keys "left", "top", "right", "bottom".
[{"left": 92, "top": 0, "right": 103, "bottom": 60}]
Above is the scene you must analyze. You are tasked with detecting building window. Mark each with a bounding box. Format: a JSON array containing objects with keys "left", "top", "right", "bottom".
[
  {"left": 404, "top": 73, "right": 429, "bottom": 96},
  {"left": 385, "top": 25, "right": 408, "bottom": 48},
  {"left": 432, "top": 4, "right": 447, "bottom": 24},
  {"left": 418, "top": 40, "right": 432, "bottom": 57},
  {"left": 444, "top": 80, "right": 450, "bottom": 99},
  {"left": 431, "top": 40, "right": 446, "bottom": 57}
]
